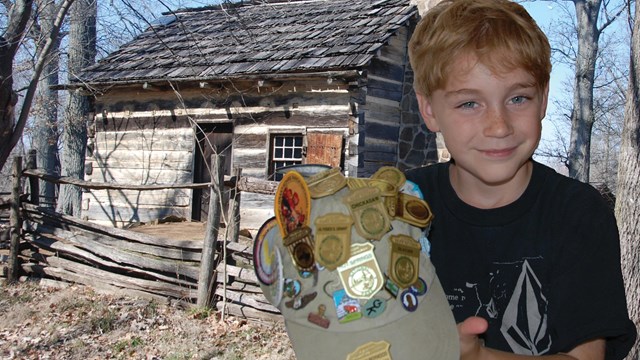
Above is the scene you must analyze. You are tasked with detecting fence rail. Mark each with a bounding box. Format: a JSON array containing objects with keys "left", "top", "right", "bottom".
[{"left": 5, "top": 155, "right": 281, "bottom": 322}]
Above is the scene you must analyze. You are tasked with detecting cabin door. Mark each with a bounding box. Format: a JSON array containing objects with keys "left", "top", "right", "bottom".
[{"left": 192, "top": 123, "right": 233, "bottom": 222}]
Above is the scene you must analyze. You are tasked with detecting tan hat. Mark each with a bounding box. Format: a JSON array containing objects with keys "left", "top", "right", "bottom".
[{"left": 253, "top": 167, "right": 459, "bottom": 360}]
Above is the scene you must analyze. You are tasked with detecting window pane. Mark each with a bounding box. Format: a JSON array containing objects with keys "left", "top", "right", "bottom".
[
  {"left": 295, "top": 137, "right": 303, "bottom": 146},
  {"left": 275, "top": 137, "right": 283, "bottom": 146},
  {"left": 285, "top": 148, "right": 292, "bottom": 158},
  {"left": 294, "top": 148, "right": 302, "bottom": 158},
  {"left": 275, "top": 149, "right": 283, "bottom": 158}
]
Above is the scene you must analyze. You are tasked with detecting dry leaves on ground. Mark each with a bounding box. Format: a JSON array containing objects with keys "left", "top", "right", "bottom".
[{"left": 0, "top": 280, "right": 295, "bottom": 360}]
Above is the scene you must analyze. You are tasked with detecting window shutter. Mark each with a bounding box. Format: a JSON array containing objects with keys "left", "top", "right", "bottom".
[{"left": 305, "top": 132, "right": 343, "bottom": 168}]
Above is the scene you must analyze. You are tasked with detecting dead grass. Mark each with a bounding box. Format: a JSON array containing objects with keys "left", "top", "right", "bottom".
[{"left": 0, "top": 280, "right": 295, "bottom": 360}]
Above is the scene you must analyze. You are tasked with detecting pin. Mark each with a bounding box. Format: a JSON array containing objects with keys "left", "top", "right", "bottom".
[
  {"left": 267, "top": 247, "right": 285, "bottom": 306},
  {"left": 409, "top": 277, "right": 428, "bottom": 296},
  {"left": 314, "top": 213, "right": 353, "bottom": 270},
  {"left": 283, "top": 226, "right": 316, "bottom": 272},
  {"left": 337, "top": 243, "right": 383, "bottom": 300},
  {"left": 395, "top": 192, "right": 434, "bottom": 228},
  {"left": 283, "top": 279, "right": 302, "bottom": 298},
  {"left": 332, "top": 289, "right": 363, "bottom": 324},
  {"left": 346, "top": 341, "right": 392, "bottom": 360},
  {"left": 388, "top": 235, "right": 421, "bottom": 288},
  {"left": 253, "top": 217, "right": 279, "bottom": 285},
  {"left": 306, "top": 167, "right": 347, "bottom": 198},
  {"left": 308, "top": 304, "right": 330, "bottom": 329},
  {"left": 285, "top": 292, "right": 317, "bottom": 310},
  {"left": 343, "top": 187, "right": 391, "bottom": 241},
  {"left": 372, "top": 166, "right": 406, "bottom": 190},
  {"left": 384, "top": 276, "right": 400, "bottom": 298},
  {"left": 275, "top": 171, "right": 310, "bottom": 237},
  {"left": 400, "top": 289, "right": 419, "bottom": 312},
  {"left": 363, "top": 298, "right": 386, "bottom": 318}
]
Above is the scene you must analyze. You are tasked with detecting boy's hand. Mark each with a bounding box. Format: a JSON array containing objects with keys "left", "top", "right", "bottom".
[{"left": 458, "top": 316, "right": 489, "bottom": 360}]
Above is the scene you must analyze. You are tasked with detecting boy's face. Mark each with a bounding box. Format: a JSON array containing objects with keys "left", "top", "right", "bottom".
[{"left": 416, "top": 54, "right": 549, "bottom": 192}]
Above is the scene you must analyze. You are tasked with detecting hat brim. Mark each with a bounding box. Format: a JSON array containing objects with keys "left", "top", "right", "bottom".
[{"left": 284, "top": 270, "right": 459, "bottom": 359}]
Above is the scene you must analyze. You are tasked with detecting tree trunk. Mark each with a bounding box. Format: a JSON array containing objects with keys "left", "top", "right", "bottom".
[
  {"left": 568, "top": 0, "right": 601, "bottom": 183},
  {"left": 0, "top": 0, "right": 34, "bottom": 172},
  {"left": 32, "top": 0, "right": 62, "bottom": 208},
  {"left": 56, "top": 0, "right": 96, "bottom": 216},
  {"left": 615, "top": 1, "right": 640, "bottom": 357}
]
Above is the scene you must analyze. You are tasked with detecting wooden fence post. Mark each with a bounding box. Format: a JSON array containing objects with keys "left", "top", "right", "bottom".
[
  {"left": 228, "top": 168, "right": 242, "bottom": 243},
  {"left": 26, "top": 150, "right": 38, "bottom": 205},
  {"left": 8, "top": 157, "right": 23, "bottom": 283},
  {"left": 197, "top": 154, "right": 224, "bottom": 308}
]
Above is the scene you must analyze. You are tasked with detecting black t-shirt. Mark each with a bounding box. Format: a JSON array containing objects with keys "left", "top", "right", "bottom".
[{"left": 405, "top": 161, "right": 636, "bottom": 359}]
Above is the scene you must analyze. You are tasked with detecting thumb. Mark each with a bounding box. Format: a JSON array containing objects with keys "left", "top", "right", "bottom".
[{"left": 457, "top": 317, "right": 488, "bottom": 359}]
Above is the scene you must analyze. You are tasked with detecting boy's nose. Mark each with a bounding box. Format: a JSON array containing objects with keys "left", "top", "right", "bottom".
[{"left": 483, "top": 107, "right": 513, "bottom": 138}]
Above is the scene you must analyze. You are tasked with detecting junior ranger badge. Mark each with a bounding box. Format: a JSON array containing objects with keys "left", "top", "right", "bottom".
[
  {"left": 306, "top": 167, "right": 347, "bottom": 198},
  {"left": 283, "top": 226, "right": 316, "bottom": 272},
  {"left": 343, "top": 187, "right": 391, "bottom": 241},
  {"left": 388, "top": 235, "right": 421, "bottom": 288},
  {"left": 314, "top": 213, "right": 353, "bottom": 271},
  {"left": 337, "top": 243, "right": 383, "bottom": 300},
  {"left": 395, "top": 192, "right": 434, "bottom": 228}
]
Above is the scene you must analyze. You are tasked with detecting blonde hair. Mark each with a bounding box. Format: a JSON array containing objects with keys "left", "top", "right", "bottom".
[{"left": 408, "top": 0, "right": 551, "bottom": 97}]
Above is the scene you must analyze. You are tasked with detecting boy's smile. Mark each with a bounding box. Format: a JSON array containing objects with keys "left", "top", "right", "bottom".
[{"left": 416, "top": 55, "right": 549, "bottom": 209}]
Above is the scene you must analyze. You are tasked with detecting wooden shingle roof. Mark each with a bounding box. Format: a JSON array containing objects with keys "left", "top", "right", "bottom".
[{"left": 77, "top": 0, "right": 417, "bottom": 85}]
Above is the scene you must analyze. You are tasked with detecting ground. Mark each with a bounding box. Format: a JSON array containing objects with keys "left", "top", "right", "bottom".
[
  {"left": 0, "top": 280, "right": 296, "bottom": 360},
  {"left": 0, "top": 221, "right": 295, "bottom": 360}
]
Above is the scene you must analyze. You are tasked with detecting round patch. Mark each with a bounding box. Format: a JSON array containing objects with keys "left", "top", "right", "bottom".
[
  {"left": 400, "top": 289, "right": 419, "bottom": 312},
  {"left": 409, "top": 277, "right": 428, "bottom": 296},
  {"left": 253, "top": 217, "right": 279, "bottom": 285}
]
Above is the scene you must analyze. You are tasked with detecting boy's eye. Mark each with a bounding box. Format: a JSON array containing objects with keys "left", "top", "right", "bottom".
[
  {"left": 510, "top": 96, "right": 529, "bottom": 105},
  {"left": 457, "top": 101, "right": 477, "bottom": 109}
]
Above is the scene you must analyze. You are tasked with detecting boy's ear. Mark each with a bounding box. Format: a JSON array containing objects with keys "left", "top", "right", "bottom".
[
  {"left": 416, "top": 93, "right": 440, "bottom": 132},
  {"left": 540, "top": 84, "right": 550, "bottom": 120}
]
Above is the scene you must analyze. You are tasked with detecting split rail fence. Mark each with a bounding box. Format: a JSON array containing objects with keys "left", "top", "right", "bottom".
[{"left": 3, "top": 153, "right": 282, "bottom": 322}]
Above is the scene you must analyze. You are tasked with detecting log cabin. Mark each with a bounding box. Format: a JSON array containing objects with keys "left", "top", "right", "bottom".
[{"left": 70, "top": 0, "right": 443, "bottom": 231}]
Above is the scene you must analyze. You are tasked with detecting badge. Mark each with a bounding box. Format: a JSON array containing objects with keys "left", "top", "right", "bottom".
[
  {"left": 388, "top": 235, "right": 420, "bottom": 288},
  {"left": 347, "top": 341, "right": 392, "bottom": 360},
  {"left": 268, "top": 247, "right": 285, "bottom": 306},
  {"left": 285, "top": 292, "right": 317, "bottom": 310},
  {"left": 384, "top": 276, "right": 400, "bottom": 298},
  {"left": 283, "top": 226, "right": 315, "bottom": 272},
  {"left": 372, "top": 166, "right": 406, "bottom": 189},
  {"left": 314, "top": 213, "right": 353, "bottom": 271},
  {"left": 332, "top": 289, "right": 362, "bottom": 324},
  {"left": 363, "top": 298, "right": 386, "bottom": 318},
  {"left": 283, "top": 279, "right": 301, "bottom": 298},
  {"left": 275, "top": 171, "right": 310, "bottom": 237},
  {"left": 409, "top": 277, "right": 428, "bottom": 296},
  {"left": 253, "top": 217, "right": 279, "bottom": 285},
  {"left": 400, "top": 289, "right": 419, "bottom": 312},
  {"left": 395, "top": 192, "right": 433, "bottom": 228},
  {"left": 306, "top": 167, "right": 347, "bottom": 198},
  {"left": 308, "top": 304, "right": 330, "bottom": 329},
  {"left": 337, "top": 243, "right": 383, "bottom": 299},
  {"left": 343, "top": 187, "right": 391, "bottom": 241}
]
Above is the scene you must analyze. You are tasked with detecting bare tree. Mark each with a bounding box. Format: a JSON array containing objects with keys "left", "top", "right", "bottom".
[
  {"left": 0, "top": 0, "right": 74, "bottom": 172},
  {"left": 616, "top": 0, "right": 640, "bottom": 357},
  {"left": 566, "top": 0, "right": 626, "bottom": 182},
  {"left": 55, "top": 0, "right": 96, "bottom": 216},
  {"left": 31, "top": 0, "right": 63, "bottom": 207}
]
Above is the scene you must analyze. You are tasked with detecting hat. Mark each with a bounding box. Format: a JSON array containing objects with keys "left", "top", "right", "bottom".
[{"left": 253, "top": 167, "right": 459, "bottom": 360}]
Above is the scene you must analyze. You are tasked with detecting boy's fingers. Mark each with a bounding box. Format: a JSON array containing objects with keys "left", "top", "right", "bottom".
[{"left": 458, "top": 316, "right": 489, "bottom": 336}]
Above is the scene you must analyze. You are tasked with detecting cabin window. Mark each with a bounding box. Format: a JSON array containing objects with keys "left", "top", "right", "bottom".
[{"left": 270, "top": 134, "right": 304, "bottom": 180}]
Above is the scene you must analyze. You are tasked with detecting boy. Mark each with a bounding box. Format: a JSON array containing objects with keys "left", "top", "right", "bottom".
[{"left": 406, "top": 0, "right": 637, "bottom": 359}]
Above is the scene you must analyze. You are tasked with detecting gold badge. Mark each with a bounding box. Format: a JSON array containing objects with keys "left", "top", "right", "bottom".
[
  {"left": 372, "top": 166, "right": 406, "bottom": 189},
  {"left": 395, "top": 193, "right": 434, "bottom": 228},
  {"left": 388, "top": 235, "right": 420, "bottom": 288},
  {"left": 347, "top": 341, "right": 392, "bottom": 360},
  {"left": 306, "top": 167, "right": 347, "bottom": 198},
  {"left": 314, "top": 213, "right": 353, "bottom": 271},
  {"left": 337, "top": 243, "right": 383, "bottom": 300},
  {"left": 343, "top": 187, "right": 391, "bottom": 241},
  {"left": 283, "top": 226, "right": 315, "bottom": 272},
  {"left": 275, "top": 171, "right": 311, "bottom": 238}
]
